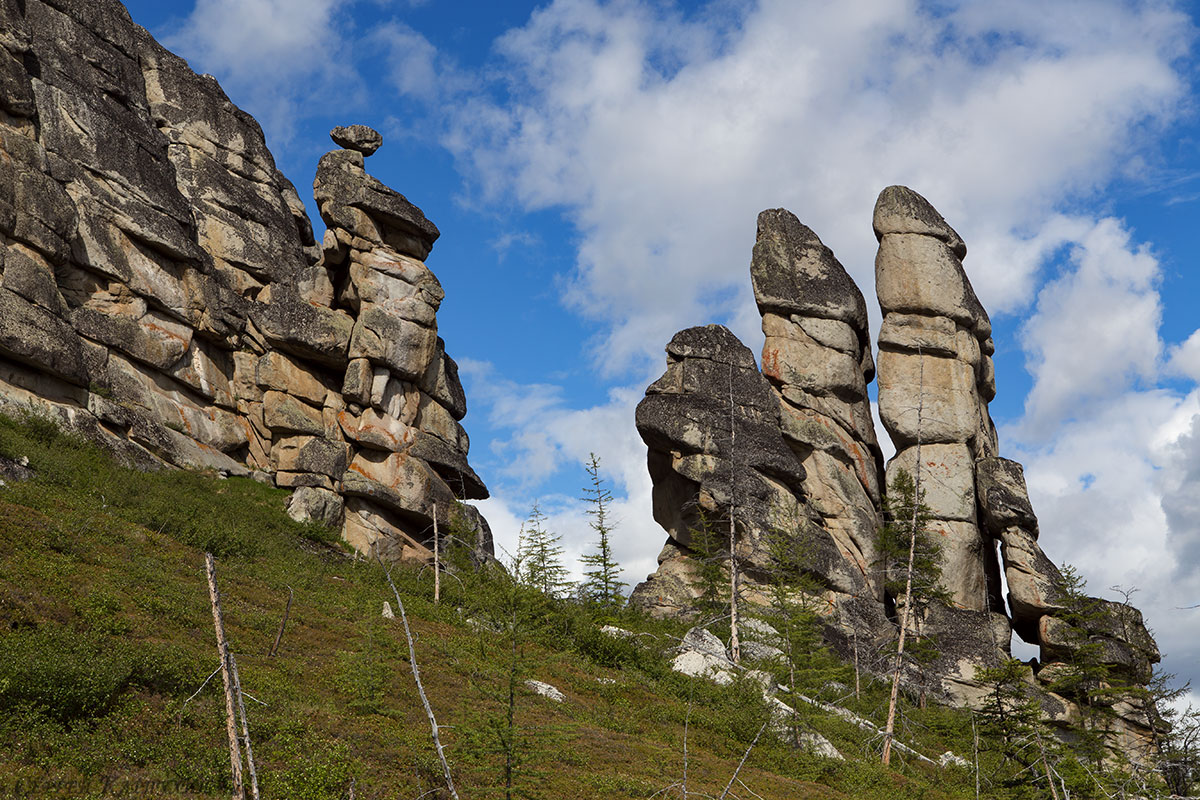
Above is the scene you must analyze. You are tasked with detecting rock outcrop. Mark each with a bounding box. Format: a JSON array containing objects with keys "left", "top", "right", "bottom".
[
  {"left": 874, "top": 186, "right": 1000, "bottom": 614},
  {"left": 0, "top": 0, "right": 489, "bottom": 562},
  {"left": 632, "top": 187, "right": 1162, "bottom": 761},
  {"left": 751, "top": 209, "right": 885, "bottom": 600}
]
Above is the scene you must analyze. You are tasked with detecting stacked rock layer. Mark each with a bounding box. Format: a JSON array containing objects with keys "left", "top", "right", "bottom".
[
  {"left": 0, "top": 0, "right": 489, "bottom": 562},
  {"left": 632, "top": 186, "right": 1162, "bottom": 758},
  {"left": 873, "top": 186, "right": 1000, "bottom": 613}
]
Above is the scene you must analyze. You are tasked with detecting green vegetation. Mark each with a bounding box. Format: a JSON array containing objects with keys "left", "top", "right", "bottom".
[
  {"left": 0, "top": 409, "right": 1185, "bottom": 798},
  {"left": 578, "top": 454, "right": 625, "bottom": 611},
  {"left": 515, "top": 501, "right": 570, "bottom": 598}
]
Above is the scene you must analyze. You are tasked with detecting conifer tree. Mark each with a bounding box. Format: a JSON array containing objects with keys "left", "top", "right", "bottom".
[
  {"left": 876, "top": 466, "right": 948, "bottom": 765},
  {"left": 516, "top": 502, "right": 570, "bottom": 597},
  {"left": 578, "top": 454, "right": 626, "bottom": 610},
  {"left": 1044, "top": 563, "right": 1116, "bottom": 764},
  {"left": 973, "top": 658, "right": 1060, "bottom": 798},
  {"left": 687, "top": 510, "right": 732, "bottom": 624}
]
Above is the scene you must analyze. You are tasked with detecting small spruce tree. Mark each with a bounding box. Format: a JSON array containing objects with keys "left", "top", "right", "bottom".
[
  {"left": 875, "top": 466, "right": 949, "bottom": 765},
  {"left": 686, "top": 509, "right": 732, "bottom": 624},
  {"left": 578, "top": 454, "right": 626, "bottom": 611},
  {"left": 516, "top": 502, "right": 571, "bottom": 597}
]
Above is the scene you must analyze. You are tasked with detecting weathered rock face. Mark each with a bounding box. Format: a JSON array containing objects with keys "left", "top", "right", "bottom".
[
  {"left": 751, "top": 209, "right": 885, "bottom": 601},
  {"left": 632, "top": 187, "right": 1161, "bottom": 761},
  {"left": 874, "top": 186, "right": 999, "bottom": 614},
  {"left": 0, "top": 0, "right": 489, "bottom": 563}
]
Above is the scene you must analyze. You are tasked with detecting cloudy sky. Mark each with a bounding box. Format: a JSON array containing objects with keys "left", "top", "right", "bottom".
[{"left": 126, "top": 0, "right": 1200, "bottom": 700}]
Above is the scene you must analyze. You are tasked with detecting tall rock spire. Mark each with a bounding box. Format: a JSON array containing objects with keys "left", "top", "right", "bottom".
[
  {"left": 750, "top": 209, "right": 885, "bottom": 599},
  {"left": 873, "top": 186, "right": 1001, "bottom": 613}
]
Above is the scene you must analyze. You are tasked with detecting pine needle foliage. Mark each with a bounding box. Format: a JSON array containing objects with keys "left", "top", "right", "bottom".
[
  {"left": 578, "top": 454, "right": 625, "bottom": 611},
  {"left": 875, "top": 469, "right": 948, "bottom": 613},
  {"left": 516, "top": 502, "right": 570, "bottom": 598}
]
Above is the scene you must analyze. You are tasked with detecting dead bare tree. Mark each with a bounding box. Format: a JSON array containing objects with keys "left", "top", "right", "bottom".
[
  {"left": 205, "top": 552, "right": 245, "bottom": 800},
  {"left": 228, "top": 652, "right": 260, "bottom": 800},
  {"left": 718, "top": 720, "right": 767, "bottom": 800},
  {"left": 268, "top": 584, "right": 292, "bottom": 657},
  {"left": 433, "top": 504, "right": 441, "bottom": 605},
  {"left": 727, "top": 362, "right": 741, "bottom": 665},
  {"left": 375, "top": 552, "right": 459, "bottom": 800},
  {"left": 882, "top": 350, "right": 924, "bottom": 767}
]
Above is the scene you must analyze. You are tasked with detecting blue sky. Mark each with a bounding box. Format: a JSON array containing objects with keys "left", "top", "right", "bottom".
[{"left": 125, "top": 0, "right": 1200, "bottom": 697}]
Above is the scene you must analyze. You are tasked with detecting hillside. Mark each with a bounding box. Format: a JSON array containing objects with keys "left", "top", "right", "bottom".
[{"left": 0, "top": 411, "right": 1186, "bottom": 799}]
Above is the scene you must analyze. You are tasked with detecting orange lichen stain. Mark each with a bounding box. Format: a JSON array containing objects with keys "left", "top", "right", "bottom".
[{"left": 762, "top": 347, "right": 781, "bottom": 379}]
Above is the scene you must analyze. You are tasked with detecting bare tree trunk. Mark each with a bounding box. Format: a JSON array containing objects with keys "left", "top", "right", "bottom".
[
  {"left": 972, "top": 713, "right": 980, "bottom": 800},
  {"left": 883, "top": 352, "right": 925, "bottom": 767},
  {"left": 228, "top": 653, "right": 260, "bottom": 800},
  {"left": 682, "top": 699, "right": 691, "bottom": 799},
  {"left": 1038, "top": 728, "right": 1062, "bottom": 800},
  {"left": 376, "top": 554, "right": 459, "bottom": 800},
  {"left": 204, "top": 552, "right": 245, "bottom": 800},
  {"left": 268, "top": 584, "right": 292, "bottom": 657},
  {"left": 718, "top": 720, "right": 768, "bottom": 800},
  {"left": 853, "top": 628, "right": 861, "bottom": 699},
  {"left": 433, "top": 503, "right": 441, "bottom": 605}
]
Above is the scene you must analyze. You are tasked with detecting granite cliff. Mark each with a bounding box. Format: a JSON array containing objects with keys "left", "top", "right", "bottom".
[{"left": 0, "top": 0, "right": 490, "bottom": 562}]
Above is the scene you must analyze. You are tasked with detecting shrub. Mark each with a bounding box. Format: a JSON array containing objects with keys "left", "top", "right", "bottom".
[{"left": 0, "top": 628, "right": 134, "bottom": 723}]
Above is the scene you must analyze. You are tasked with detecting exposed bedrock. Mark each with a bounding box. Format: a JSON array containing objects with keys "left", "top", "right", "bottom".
[
  {"left": 633, "top": 188, "right": 1161, "bottom": 755},
  {"left": 629, "top": 324, "right": 886, "bottom": 630},
  {"left": 0, "top": 0, "right": 490, "bottom": 563},
  {"left": 873, "top": 185, "right": 998, "bottom": 615},
  {"left": 750, "top": 209, "right": 885, "bottom": 600}
]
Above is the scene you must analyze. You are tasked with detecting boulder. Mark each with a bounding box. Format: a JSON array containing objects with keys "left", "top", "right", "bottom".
[
  {"left": 330, "top": 124, "right": 383, "bottom": 156},
  {"left": 286, "top": 485, "right": 344, "bottom": 527}
]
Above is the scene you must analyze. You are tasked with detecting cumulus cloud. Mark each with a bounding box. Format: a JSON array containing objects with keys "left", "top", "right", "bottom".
[
  {"left": 1017, "top": 218, "right": 1163, "bottom": 440},
  {"left": 445, "top": 0, "right": 1190, "bottom": 375},
  {"left": 439, "top": 0, "right": 1200, "bottom": 691},
  {"left": 163, "top": 0, "right": 365, "bottom": 144},
  {"left": 1004, "top": 217, "right": 1200, "bottom": 692}
]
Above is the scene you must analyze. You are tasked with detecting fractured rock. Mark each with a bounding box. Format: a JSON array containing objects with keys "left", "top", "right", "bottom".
[
  {"left": 874, "top": 186, "right": 998, "bottom": 613},
  {"left": 751, "top": 209, "right": 884, "bottom": 599},
  {"left": 0, "top": 2, "right": 490, "bottom": 567}
]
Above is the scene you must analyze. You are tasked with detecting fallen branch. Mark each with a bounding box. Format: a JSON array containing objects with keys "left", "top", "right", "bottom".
[
  {"left": 179, "top": 664, "right": 222, "bottom": 721},
  {"left": 376, "top": 552, "right": 460, "bottom": 800},
  {"left": 719, "top": 720, "right": 767, "bottom": 800},
  {"left": 786, "top": 688, "right": 937, "bottom": 766}
]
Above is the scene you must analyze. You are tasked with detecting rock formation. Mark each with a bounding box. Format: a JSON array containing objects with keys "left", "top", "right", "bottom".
[
  {"left": 750, "top": 209, "right": 885, "bottom": 600},
  {"left": 632, "top": 187, "right": 1163, "bottom": 759},
  {"left": 874, "top": 186, "right": 1000, "bottom": 614},
  {"left": 0, "top": 0, "right": 489, "bottom": 562}
]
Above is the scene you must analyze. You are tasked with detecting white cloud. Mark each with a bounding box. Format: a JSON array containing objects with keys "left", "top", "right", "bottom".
[
  {"left": 445, "top": 0, "right": 1190, "bottom": 376},
  {"left": 163, "top": 0, "right": 367, "bottom": 144},
  {"left": 1017, "top": 218, "right": 1163, "bottom": 441},
  {"left": 1005, "top": 217, "right": 1200, "bottom": 694},
  {"left": 371, "top": 22, "right": 475, "bottom": 104},
  {"left": 460, "top": 358, "right": 666, "bottom": 590},
  {"left": 1166, "top": 328, "right": 1200, "bottom": 381}
]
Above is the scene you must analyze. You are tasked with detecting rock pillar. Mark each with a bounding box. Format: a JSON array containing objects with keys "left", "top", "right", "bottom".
[
  {"left": 750, "top": 209, "right": 885, "bottom": 599},
  {"left": 873, "top": 186, "right": 999, "bottom": 612}
]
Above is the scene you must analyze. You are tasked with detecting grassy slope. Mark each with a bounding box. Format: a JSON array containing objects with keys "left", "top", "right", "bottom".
[{"left": 0, "top": 411, "right": 994, "bottom": 799}]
